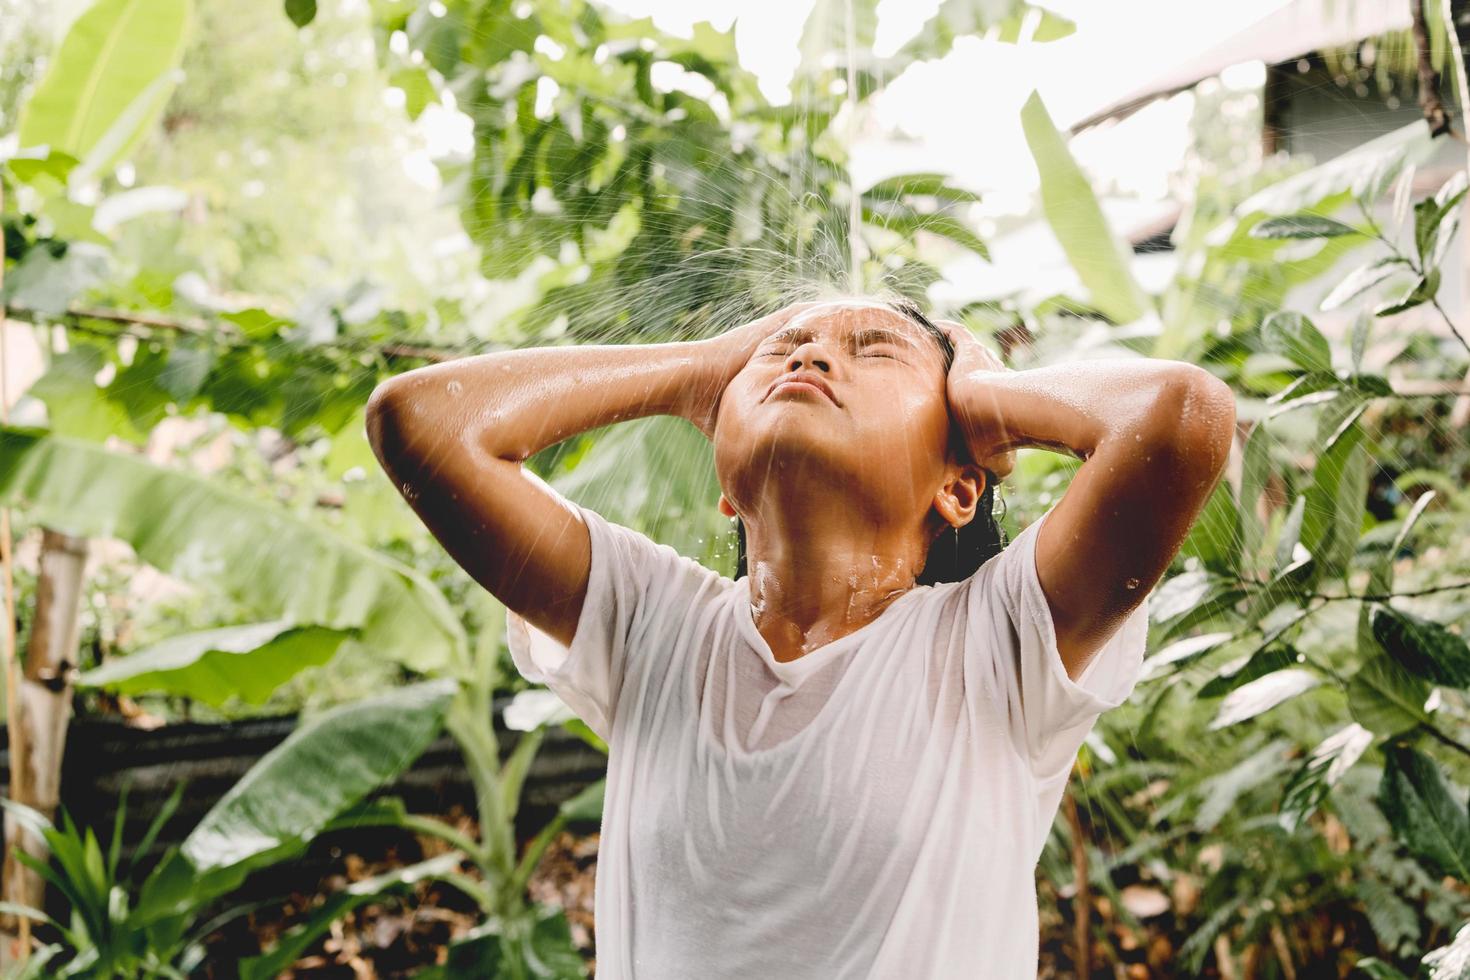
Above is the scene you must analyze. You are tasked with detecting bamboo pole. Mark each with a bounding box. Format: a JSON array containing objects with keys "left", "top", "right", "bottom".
[
  {"left": 0, "top": 170, "right": 32, "bottom": 962},
  {"left": 2, "top": 530, "right": 87, "bottom": 918}
]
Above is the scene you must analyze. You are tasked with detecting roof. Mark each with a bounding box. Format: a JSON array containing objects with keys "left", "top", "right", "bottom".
[{"left": 1068, "top": 0, "right": 1412, "bottom": 132}]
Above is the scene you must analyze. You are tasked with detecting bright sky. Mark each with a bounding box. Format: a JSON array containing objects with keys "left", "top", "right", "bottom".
[
  {"left": 598, "top": 0, "right": 1290, "bottom": 197},
  {"left": 579, "top": 0, "right": 1293, "bottom": 304}
]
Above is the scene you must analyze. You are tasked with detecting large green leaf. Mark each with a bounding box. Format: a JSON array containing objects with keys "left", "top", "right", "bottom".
[
  {"left": 1139, "top": 631, "right": 1234, "bottom": 682},
  {"left": 1020, "top": 91, "right": 1148, "bottom": 324},
  {"left": 1321, "top": 257, "right": 1414, "bottom": 312},
  {"left": 1379, "top": 744, "right": 1470, "bottom": 881},
  {"left": 1199, "top": 646, "right": 1299, "bottom": 699},
  {"left": 1372, "top": 606, "right": 1470, "bottom": 689},
  {"left": 76, "top": 621, "right": 352, "bottom": 708},
  {"left": 1207, "top": 669, "right": 1319, "bottom": 730},
  {"left": 137, "top": 679, "right": 458, "bottom": 921},
  {"left": 1259, "top": 311, "right": 1333, "bottom": 374},
  {"left": 1350, "top": 655, "right": 1433, "bottom": 736},
  {"left": 16, "top": 0, "right": 193, "bottom": 183},
  {"left": 183, "top": 678, "right": 456, "bottom": 871},
  {"left": 0, "top": 426, "right": 466, "bottom": 674},
  {"left": 1249, "top": 214, "right": 1360, "bottom": 240},
  {"left": 1414, "top": 169, "right": 1469, "bottom": 267}
]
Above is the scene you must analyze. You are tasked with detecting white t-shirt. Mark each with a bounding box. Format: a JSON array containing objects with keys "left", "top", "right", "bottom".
[{"left": 507, "top": 503, "right": 1148, "bottom": 979}]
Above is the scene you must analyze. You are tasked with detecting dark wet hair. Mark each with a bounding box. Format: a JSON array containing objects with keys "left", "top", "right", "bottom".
[{"left": 731, "top": 298, "right": 1008, "bottom": 586}]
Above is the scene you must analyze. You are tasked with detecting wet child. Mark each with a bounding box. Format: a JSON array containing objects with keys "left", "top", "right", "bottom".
[{"left": 366, "top": 297, "right": 1235, "bottom": 977}]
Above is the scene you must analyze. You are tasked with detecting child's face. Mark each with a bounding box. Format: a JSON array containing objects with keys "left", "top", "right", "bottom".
[{"left": 713, "top": 301, "right": 957, "bottom": 528}]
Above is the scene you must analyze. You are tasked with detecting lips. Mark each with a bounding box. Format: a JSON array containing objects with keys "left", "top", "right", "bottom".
[{"left": 765, "top": 373, "right": 838, "bottom": 405}]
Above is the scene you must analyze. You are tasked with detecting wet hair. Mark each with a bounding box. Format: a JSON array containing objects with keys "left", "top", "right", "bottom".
[{"left": 731, "top": 298, "right": 1008, "bottom": 586}]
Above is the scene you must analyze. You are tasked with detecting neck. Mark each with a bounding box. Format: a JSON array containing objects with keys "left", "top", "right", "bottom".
[{"left": 741, "top": 500, "right": 931, "bottom": 663}]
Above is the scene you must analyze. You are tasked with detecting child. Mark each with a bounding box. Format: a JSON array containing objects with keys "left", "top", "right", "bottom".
[{"left": 366, "top": 297, "right": 1235, "bottom": 978}]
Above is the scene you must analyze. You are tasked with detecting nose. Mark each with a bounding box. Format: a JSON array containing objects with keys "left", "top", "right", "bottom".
[{"left": 787, "top": 341, "right": 830, "bottom": 373}]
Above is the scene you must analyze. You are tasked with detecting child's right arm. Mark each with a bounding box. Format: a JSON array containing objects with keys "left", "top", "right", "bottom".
[{"left": 364, "top": 305, "right": 811, "bottom": 649}]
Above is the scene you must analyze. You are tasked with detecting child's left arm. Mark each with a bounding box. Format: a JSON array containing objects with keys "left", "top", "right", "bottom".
[{"left": 936, "top": 324, "right": 1236, "bottom": 683}]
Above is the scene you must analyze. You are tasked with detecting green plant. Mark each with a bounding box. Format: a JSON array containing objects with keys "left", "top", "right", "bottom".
[{"left": 0, "top": 679, "right": 457, "bottom": 976}]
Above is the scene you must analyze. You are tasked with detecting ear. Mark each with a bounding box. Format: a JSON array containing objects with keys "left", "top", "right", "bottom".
[
  {"left": 718, "top": 493, "right": 737, "bottom": 518},
  {"left": 932, "top": 463, "right": 985, "bottom": 532}
]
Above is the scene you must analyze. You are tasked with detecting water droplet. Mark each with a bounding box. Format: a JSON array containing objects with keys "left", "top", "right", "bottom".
[{"left": 1124, "top": 577, "right": 1140, "bottom": 590}]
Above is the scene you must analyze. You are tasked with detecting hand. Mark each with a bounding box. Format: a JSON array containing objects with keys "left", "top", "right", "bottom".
[
  {"left": 678, "top": 301, "right": 823, "bottom": 440},
  {"left": 933, "top": 319, "right": 1017, "bottom": 480}
]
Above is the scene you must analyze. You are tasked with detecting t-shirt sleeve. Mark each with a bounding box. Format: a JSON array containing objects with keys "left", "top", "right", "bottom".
[
  {"left": 504, "top": 503, "right": 715, "bottom": 743},
  {"left": 963, "top": 505, "right": 1149, "bottom": 783}
]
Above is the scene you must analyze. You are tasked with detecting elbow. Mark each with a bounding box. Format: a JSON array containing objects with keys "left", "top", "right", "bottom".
[
  {"left": 364, "top": 379, "right": 401, "bottom": 458},
  {"left": 1141, "top": 364, "right": 1237, "bottom": 486},
  {"left": 364, "top": 376, "right": 430, "bottom": 478}
]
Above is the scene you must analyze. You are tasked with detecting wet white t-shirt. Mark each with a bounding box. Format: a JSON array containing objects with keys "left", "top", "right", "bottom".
[{"left": 507, "top": 503, "right": 1148, "bottom": 979}]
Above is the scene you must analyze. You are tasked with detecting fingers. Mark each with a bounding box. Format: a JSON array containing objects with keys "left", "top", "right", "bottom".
[
  {"left": 936, "top": 319, "right": 1009, "bottom": 373},
  {"left": 934, "top": 319, "right": 969, "bottom": 348}
]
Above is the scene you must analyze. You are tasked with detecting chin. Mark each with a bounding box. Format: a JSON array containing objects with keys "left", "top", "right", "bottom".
[{"left": 717, "top": 424, "right": 868, "bottom": 491}]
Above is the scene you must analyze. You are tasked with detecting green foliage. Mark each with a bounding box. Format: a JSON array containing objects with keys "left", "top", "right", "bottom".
[
  {"left": 1379, "top": 745, "right": 1470, "bottom": 882},
  {"left": 282, "top": 0, "right": 315, "bottom": 28},
  {"left": 75, "top": 621, "right": 353, "bottom": 708},
  {"left": 1019, "top": 90, "right": 1148, "bottom": 324},
  {"left": 417, "top": 902, "right": 588, "bottom": 979},
  {"left": 1259, "top": 310, "right": 1333, "bottom": 373},
  {"left": 166, "top": 679, "right": 453, "bottom": 887},
  {"left": 0, "top": 680, "right": 455, "bottom": 974},
  {"left": 0, "top": 425, "right": 467, "bottom": 676},
  {"left": 15, "top": 0, "right": 193, "bottom": 188},
  {"left": 1249, "top": 213, "right": 1361, "bottom": 239},
  {"left": 0, "top": 783, "right": 189, "bottom": 977},
  {"left": 1373, "top": 605, "right": 1470, "bottom": 689}
]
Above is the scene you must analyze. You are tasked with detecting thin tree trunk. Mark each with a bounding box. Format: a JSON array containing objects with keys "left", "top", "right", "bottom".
[
  {"left": 0, "top": 530, "right": 87, "bottom": 946},
  {"left": 1064, "top": 789, "right": 1092, "bottom": 978},
  {"left": 1443, "top": 0, "right": 1470, "bottom": 427},
  {"left": 1413, "top": 0, "right": 1454, "bottom": 136},
  {"left": 0, "top": 171, "right": 31, "bottom": 965}
]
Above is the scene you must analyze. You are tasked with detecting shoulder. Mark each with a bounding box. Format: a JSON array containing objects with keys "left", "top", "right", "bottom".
[{"left": 578, "top": 505, "right": 738, "bottom": 626}]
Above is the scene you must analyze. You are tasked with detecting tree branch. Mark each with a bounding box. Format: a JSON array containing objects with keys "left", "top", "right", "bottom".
[
  {"left": 1413, "top": 0, "right": 1455, "bottom": 138},
  {"left": 1306, "top": 580, "right": 1470, "bottom": 603},
  {"left": 4, "top": 303, "right": 465, "bottom": 363}
]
